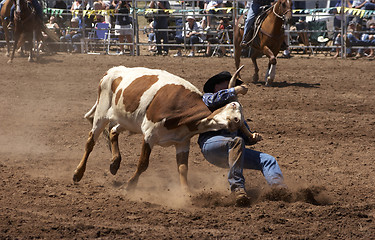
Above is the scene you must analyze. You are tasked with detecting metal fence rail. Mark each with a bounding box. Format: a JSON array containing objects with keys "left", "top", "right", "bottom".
[{"left": 1, "top": 0, "right": 374, "bottom": 58}]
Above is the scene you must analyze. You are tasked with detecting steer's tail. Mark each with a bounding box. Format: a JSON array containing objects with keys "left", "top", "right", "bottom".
[{"left": 84, "top": 100, "right": 98, "bottom": 125}]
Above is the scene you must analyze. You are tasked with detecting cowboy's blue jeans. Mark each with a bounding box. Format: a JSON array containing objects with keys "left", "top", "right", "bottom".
[{"left": 199, "top": 134, "right": 284, "bottom": 191}]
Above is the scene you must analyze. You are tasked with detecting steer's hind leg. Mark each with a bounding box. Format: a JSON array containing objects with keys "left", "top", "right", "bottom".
[
  {"left": 73, "top": 118, "right": 109, "bottom": 182},
  {"left": 109, "top": 124, "right": 124, "bottom": 175},
  {"left": 176, "top": 142, "right": 190, "bottom": 193},
  {"left": 126, "top": 140, "right": 152, "bottom": 191}
]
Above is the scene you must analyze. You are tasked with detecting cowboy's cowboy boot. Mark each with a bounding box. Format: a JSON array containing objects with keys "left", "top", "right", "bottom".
[{"left": 240, "top": 27, "right": 254, "bottom": 48}]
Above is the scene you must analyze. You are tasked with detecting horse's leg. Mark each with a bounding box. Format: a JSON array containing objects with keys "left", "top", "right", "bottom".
[
  {"left": 8, "top": 32, "right": 18, "bottom": 63},
  {"left": 126, "top": 140, "right": 152, "bottom": 191},
  {"left": 262, "top": 46, "right": 277, "bottom": 86},
  {"left": 1, "top": 20, "right": 11, "bottom": 57},
  {"left": 32, "top": 30, "right": 40, "bottom": 62},
  {"left": 233, "top": 23, "right": 243, "bottom": 80},
  {"left": 28, "top": 40, "right": 33, "bottom": 62},
  {"left": 251, "top": 53, "right": 259, "bottom": 83},
  {"left": 234, "top": 46, "right": 241, "bottom": 72},
  {"left": 175, "top": 142, "right": 190, "bottom": 193}
]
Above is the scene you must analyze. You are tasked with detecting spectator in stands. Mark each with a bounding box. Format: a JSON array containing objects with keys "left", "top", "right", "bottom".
[
  {"left": 202, "top": 0, "right": 223, "bottom": 30},
  {"left": 174, "top": 15, "right": 204, "bottom": 57},
  {"left": 40, "top": 16, "right": 62, "bottom": 53},
  {"left": 70, "top": 0, "right": 91, "bottom": 11},
  {"left": 352, "top": 0, "right": 375, "bottom": 24},
  {"left": 45, "top": 16, "right": 62, "bottom": 40},
  {"left": 115, "top": 0, "right": 133, "bottom": 55},
  {"left": 334, "top": 20, "right": 375, "bottom": 58},
  {"left": 60, "top": 17, "right": 83, "bottom": 53},
  {"left": 358, "top": 19, "right": 375, "bottom": 58},
  {"left": 92, "top": 1, "right": 106, "bottom": 24},
  {"left": 353, "top": 0, "right": 375, "bottom": 10},
  {"left": 146, "top": 18, "right": 157, "bottom": 52},
  {"left": 205, "top": 17, "right": 232, "bottom": 57},
  {"left": 107, "top": 0, "right": 119, "bottom": 27},
  {"left": 149, "top": 0, "right": 170, "bottom": 56}
]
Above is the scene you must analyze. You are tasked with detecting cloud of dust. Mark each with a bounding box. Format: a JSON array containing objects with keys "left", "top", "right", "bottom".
[{"left": 117, "top": 164, "right": 233, "bottom": 209}]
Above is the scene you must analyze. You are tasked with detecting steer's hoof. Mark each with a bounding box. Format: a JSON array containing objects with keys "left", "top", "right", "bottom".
[
  {"left": 126, "top": 179, "right": 137, "bottom": 192},
  {"left": 73, "top": 171, "right": 83, "bottom": 182},
  {"left": 110, "top": 159, "right": 121, "bottom": 175}
]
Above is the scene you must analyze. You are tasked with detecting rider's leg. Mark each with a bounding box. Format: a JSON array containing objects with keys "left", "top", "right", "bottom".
[
  {"left": 31, "top": 0, "right": 43, "bottom": 21},
  {"left": 8, "top": 5, "right": 15, "bottom": 29},
  {"left": 241, "top": 1, "right": 261, "bottom": 46}
]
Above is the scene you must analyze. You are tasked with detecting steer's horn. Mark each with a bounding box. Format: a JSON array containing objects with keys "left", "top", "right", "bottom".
[{"left": 228, "top": 65, "right": 245, "bottom": 89}]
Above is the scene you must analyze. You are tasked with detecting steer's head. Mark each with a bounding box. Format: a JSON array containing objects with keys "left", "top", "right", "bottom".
[
  {"left": 224, "top": 102, "right": 244, "bottom": 132},
  {"left": 206, "top": 101, "right": 243, "bottom": 132}
]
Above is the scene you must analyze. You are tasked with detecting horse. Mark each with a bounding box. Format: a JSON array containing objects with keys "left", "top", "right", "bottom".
[
  {"left": 0, "top": 0, "right": 13, "bottom": 56},
  {"left": 8, "top": 0, "right": 42, "bottom": 63},
  {"left": 234, "top": 0, "right": 292, "bottom": 86}
]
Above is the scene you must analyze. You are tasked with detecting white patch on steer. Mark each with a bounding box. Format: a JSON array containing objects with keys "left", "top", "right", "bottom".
[{"left": 200, "top": 101, "right": 243, "bottom": 133}]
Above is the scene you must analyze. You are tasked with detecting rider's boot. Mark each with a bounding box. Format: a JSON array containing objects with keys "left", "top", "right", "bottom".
[
  {"left": 7, "top": 21, "right": 14, "bottom": 30},
  {"left": 240, "top": 27, "right": 254, "bottom": 48}
]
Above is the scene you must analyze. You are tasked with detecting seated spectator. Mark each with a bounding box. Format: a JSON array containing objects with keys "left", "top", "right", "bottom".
[
  {"left": 114, "top": 0, "right": 134, "bottom": 55},
  {"left": 146, "top": 18, "right": 157, "bottom": 52},
  {"left": 352, "top": 0, "right": 375, "bottom": 24},
  {"left": 206, "top": 17, "right": 232, "bottom": 57},
  {"left": 70, "top": 0, "right": 91, "bottom": 11},
  {"left": 202, "top": 0, "right": 223, "bottom": 30},
  {"left": 60, "top": 17, "right": 83, "bottom": 53},
  {"left": 335, "top": 20, "right": 375, "bottom": 58},
  {"left": 360, "top": 19, "right": 375, "bottom": 57},
  {"left": 174, "top": 15, "right": 204, "bottom": 57},
  {"left": 40, "top": 16, "right": 62, "bottom": 53},
  {"left": 92, "top": 1, "right": 106, "bottom": 24},
  {"left": 353, "top": 0, "right": 375, "bottom": 10}
]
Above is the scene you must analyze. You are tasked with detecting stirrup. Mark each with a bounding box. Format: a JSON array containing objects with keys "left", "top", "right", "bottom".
[
  {"left": 240, "top": 40, "right": 251, "bottom": 48},
  {"left": 7, "top": 22, "right": 13, "bottom": 29}
]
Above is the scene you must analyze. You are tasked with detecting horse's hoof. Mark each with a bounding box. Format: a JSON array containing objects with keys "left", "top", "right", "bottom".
[
  {"left": 265, "top": 79, "right": 274, "bottom": 87},
  {"left": 7, "top": 60, "right": 13, "bottom": 64},
  {"left": 252, "top": 76, "right": 259, "bottom": 83}
]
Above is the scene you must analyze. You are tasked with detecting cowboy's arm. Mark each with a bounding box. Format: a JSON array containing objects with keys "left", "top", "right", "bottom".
[
  {"left": 239, "top": 121, "right": 263, "bottom": 145},
  {"left": 202, "top": 88, "right": 237, "bottom": 109}
]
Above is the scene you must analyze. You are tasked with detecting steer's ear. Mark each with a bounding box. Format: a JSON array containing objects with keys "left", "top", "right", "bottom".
[{"left": 228, "top": 65, "right": 244, "bottom": 89}]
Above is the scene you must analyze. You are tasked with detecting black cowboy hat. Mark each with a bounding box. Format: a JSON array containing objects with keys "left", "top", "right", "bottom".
[{"left": 203, "top": 71, "right": 243, "bottom": 93}]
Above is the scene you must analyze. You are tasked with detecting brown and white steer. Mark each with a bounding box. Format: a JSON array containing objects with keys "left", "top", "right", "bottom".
[{"left": 73, "top": 65, "right": 250, "bottom": 191}]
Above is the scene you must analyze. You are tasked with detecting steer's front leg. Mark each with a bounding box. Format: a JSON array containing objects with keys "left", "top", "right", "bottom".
[{"left": 175, "top": 142, "right": 190, "bottom": 193}]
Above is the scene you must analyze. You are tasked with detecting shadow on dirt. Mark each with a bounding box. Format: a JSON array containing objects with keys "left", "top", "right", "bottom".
[
  {"left": 191, "top": 185, "right": 333, "bottom": 208},
  {"left": 254, "top": 81, "right": 321, "bottom": 88}
]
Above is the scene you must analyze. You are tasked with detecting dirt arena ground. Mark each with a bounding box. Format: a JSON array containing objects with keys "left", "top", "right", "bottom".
[{"left": 0, "top": 52, "right": 374, "bottom": 239}]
